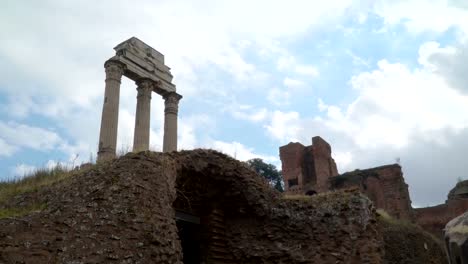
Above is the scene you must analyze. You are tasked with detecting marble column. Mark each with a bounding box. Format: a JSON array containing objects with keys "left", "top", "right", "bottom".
[
  {"left": 133, "top": 79, "right": 153, "bottom": 152},
  {"left": 163, "top": 92, "right": 182, "bottom": 152},
  {"left": 97, "top": 60, "right": 125, "bottom": 161}
]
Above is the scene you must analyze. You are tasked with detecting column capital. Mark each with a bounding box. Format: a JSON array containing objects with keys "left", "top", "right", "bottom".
[
  {"left": 136, "top": 78, "right": 154, "bottom": 99},
  {"left": 163, "top": 92, "right": 182, "bottom": 115},
  {"left": 104, "top": 60, "right": 125, "bottom": 82}
]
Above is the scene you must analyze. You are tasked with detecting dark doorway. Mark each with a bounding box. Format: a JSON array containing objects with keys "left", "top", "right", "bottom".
[{"left": 176, "top": 211, "right": 201, "bottom": 264}]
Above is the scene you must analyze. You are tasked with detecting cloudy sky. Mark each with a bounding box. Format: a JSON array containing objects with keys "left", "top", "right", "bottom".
[{"left": 1, "top": 0, "right": 468, "bottom": 207}]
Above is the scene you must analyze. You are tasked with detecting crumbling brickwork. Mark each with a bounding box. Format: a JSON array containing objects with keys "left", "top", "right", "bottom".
[
  {"left": 280, "top": 136, "right": 412, "bottom": 220},
  {"left": 279, "top": 135, "right": 468, "bottom": 239},
  {"left": 415, "top": 180, "right": 468, "bottom": 238},
  {"left": 330, "top": 164, "right": 414, "bottom": 220},
  {"left": 279, "top": 136, "right": 338, "bottom": 194},
  {"left": 0, "top": 150, "right": 385, "bottom": 264}
]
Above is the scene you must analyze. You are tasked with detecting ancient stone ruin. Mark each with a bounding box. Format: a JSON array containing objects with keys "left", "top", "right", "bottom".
[
  {"left": 0, "top": 150, "right": 385, "bottom": 263},
  {"left": 280, "top": 136, "right": 468, "bottom": 235},
  {"left": 0, "top": 40, "right": 451, "bottom": 263},
  {"left": 280, "top": 136, "right": 412, "bottom": 220},
  {"left": 329, "top": 164, "right": 414, "bottom": 221},
  {"left": 279, "top": 136, "right": 338, "bottom": 194},
  {"left": 416, "top": 180, "right": 468, "bottom": 238},
  {"left": 97, "top": 37, "right": 182, "bottom": 161}
]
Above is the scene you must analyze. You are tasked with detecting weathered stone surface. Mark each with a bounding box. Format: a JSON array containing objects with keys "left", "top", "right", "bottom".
[
  {"left": 163, "top": 92, "right": 182, "bottom": 152},
  {"left": 1, "top": 150, "right": 384, "bottom": 264},
  {"left": 97, "top": 38, "right": 181, "bottom": 161},
  {"left": 280, "top": 136, "right": 338, "bottom": 194},
  {"left": 330, "top": 164, "right": 414, "bottom": 221},
  {"left": 113, "top": 37, "right": 175, "bottom": 93},
  {"left": 380, "top": 215, "right": 447, "bottom": 264},
  {"left": 133, "top": 78, "right": 153, "bottom": 152},
  {"left": 97, "top": 60, "right": 124, "bottom": 161},
  {"left": 445, "top": 211, "right": 468, "bottom": 263}
]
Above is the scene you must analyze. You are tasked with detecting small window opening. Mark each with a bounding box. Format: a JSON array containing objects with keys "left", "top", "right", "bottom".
[{"left": 288, "top": 178, "right": 298, "bottom": 187}]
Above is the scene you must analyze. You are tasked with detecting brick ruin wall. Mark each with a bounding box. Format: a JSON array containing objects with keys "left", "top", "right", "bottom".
[
  {"left": 329, "top": 165, "right": 414, "bottom": 220},
  {"left": 279, "top": 136, "right": 338, "bottom": 194},
  {"left": 0, "top": 150, "right": 385, "bottom": 264},
  {"left": 280, "top": 136, "right": 468, "bottom": 234},
  {"left": 280, "top": 138, "right": 412, "bottom": 220},
  {"left": 415, "top": 197, "right": 468, "bottom": 239}
]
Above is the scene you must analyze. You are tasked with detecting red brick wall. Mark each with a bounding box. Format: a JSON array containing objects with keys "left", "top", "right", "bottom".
[
  {"left": 312, "top": 136, "right": 338, "bottom": 192},
  {"left": 370, "top": 166, "right": 413, "bottom": 220},
  {"left": 279, "top": 137, "right": 338, "bottom": 194},
  {"left": 415, "top": 199, "right": 468, "bottom": 238},
  {"left": 329, "top": 165, "right": 413, "bottom": 220},
  {"left": 279, "top": 142, "right": 305, "bottom": 190}
]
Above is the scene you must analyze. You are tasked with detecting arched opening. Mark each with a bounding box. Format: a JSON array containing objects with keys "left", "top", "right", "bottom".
[
  {"left": 305, "top": 190, "right": 317, "bottom": 196},
  {"left": 173, "top": 169, "right": 237, "bottom": 263}
]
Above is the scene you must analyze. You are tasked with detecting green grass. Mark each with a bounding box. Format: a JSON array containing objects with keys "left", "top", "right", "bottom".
[
  {"left": 282, "top": 194, "right": 313, "bottom": 200},
  {"left": 281, "top": 190, "right": 364, "bottom": 209},
  {"left": 0, "top": 203, "right": 47, "bottom": 219},
  {"left": 377, "top": 208, "right": 442, "bottom": 243},
  {"left": 0, "top": 164, "right": 73, "bottom": 205},
  {"left": 376, "top": 209, "right": 414, "bottom": 227}
]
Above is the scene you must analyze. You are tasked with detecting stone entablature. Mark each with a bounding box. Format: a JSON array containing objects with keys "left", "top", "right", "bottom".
[
  {"left": 97, "top": 37, "right": 182, "bottom": 161},
  {"left": 112, "top": 37, "right": 175, "bottom": 94}
]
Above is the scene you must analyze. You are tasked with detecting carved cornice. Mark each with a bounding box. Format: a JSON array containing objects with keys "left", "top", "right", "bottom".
[
  {"left": 104, "top": 60, "right": 125, "bottom": 82},
  {"left": 136, "top": 79, "right": 154, "bottom": 99},
  {"left": 163, "top": 92, "right": 182, "bottom": 115}
]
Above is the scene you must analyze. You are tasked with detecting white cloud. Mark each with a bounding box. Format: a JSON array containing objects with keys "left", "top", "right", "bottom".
[
  {"left": 230, "top": 105, "right": 269, "bottom": 122},
  {"left": 277, "top": 55, "right": 297, "bottom": 71},
  {"left": 12, "top": 164, "right": 36, "bottom": 178},
  {"left": 419, "top": 41, "right": 468, "bottom": 94},
  {"left": 0, "top": 0, "right": 361, "bottom": 171},
  {"left": 276, "top": 54, "right": 319, "bottom": 78},
  {"left": 283, "top": 77, "right": 305, "bottom": 88},
  {"left": 178, "top": 114, "right": 215, "bottom": 150},
  {"left": 265, "top": 111, "right": 302, "bottom": 142},
  {"left": 346, "top": 50, "right": 371, "bottom": 68},
  {"left": 373, "top": 0, "right": 468, "bottom": 34},
  {"left": 209, "top": 140, "right": 278, "bottom": 163},
  {"left": 294, "top": 65, "right": 320, "bottom": 77},
  {"left": 332, "top": 151, "right": 353, "bottom": 168},
  {"left": 0, "top": 121, "right": 63, "bottom": 153},
  {"left": 0, "top": 138, "right": 17, "bottom": 157},
  {"left": 281, "top": 42, "right": 468, "bottom": 205},
  {"left": 267, "top": 88, "right": 290, "bottom": 106}
]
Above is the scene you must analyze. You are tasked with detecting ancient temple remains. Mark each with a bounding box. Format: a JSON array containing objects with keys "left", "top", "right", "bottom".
[{"left": 97, "top": 37, "right": 182, "bottom": 161}]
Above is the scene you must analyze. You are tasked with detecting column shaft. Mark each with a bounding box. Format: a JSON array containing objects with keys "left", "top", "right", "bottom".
[
  {"left": 133, "top": 79, "right": 153, "bottom": 152},
  {"left": 163, "top": 92, "right": 182, "bottom": 152},
  {"left": 97, "top": 60, "right": 124, "bottom": 161}
]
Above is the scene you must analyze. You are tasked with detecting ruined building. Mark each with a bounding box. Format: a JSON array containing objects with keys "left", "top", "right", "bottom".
[
  {"left": 0, "top": 38, "right": 449, "bottom": 263},
  {"left": 329, "top": 164, "right": 414, "bottom": 220},
  {"left": 280, "top": 137, "right": 413, "bottom": 221},
  {"left": 280, "top": 136, "right": 468, "bottom": 236},
  {"left": 279, "top": 136, "right": 339, "bottom": 194},
  {"left": 415, "top": 180, "right": 468, "bottom": 237},
  {"left": 1, "top": 150, "right": 387, "bottom": 263}
]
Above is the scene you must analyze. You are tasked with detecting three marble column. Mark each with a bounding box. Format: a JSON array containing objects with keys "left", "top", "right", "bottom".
[{"left": 97, "top": 60, "right": 182, "bottom": 161}]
